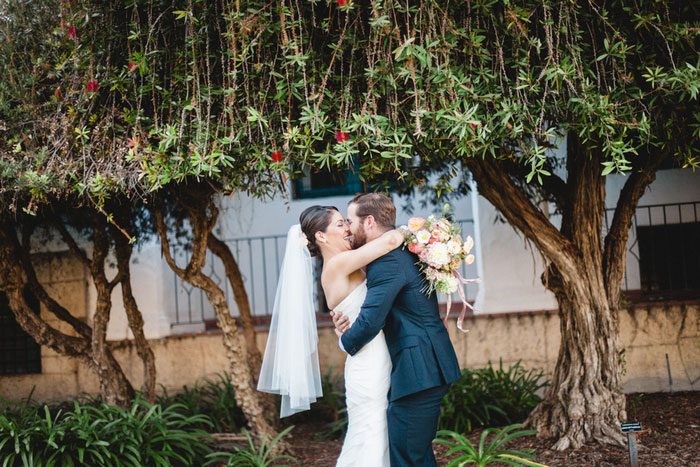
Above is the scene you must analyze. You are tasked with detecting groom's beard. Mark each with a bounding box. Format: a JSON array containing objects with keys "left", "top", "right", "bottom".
[{"left": 351, "top": 226, "right": 367, "bottom": 249}]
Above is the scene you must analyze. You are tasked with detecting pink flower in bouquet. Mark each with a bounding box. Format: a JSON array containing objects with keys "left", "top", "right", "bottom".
[
  {"left": 408, "top": 242, "right": 425, "bottom": 254},
  {"left": 428, "top": 236, "right": 438, "bottom": 245},
  {"left": 407, "top": 217, "right": 426, "bottom": 233}
]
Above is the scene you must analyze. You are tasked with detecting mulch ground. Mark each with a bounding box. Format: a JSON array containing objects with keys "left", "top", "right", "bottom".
[{"left": 284, "top": 391, "right": 700, "bottom": 466}]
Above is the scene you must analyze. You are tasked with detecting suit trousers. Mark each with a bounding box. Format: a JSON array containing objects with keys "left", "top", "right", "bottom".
[{"left": 387, "top": 383, "right": 450, "bottom": 467}]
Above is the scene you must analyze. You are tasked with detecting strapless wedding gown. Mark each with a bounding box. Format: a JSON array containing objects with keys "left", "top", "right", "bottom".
[{"left": 334, "top": 281, "right": 391, "bottom": 467}]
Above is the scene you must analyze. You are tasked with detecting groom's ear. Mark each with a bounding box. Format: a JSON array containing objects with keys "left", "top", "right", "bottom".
[{"left": 364, "top": 215, "right": 375, "bottom": 230}]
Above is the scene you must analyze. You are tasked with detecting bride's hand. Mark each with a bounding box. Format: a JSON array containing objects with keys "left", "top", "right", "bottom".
[{"left": 331, "top": 310, "right": 350, "bottom": 334}]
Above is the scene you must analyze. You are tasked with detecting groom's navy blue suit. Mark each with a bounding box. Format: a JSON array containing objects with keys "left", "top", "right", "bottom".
[{"left": 340, "top": 247, "right": 461, "bottom": 466}]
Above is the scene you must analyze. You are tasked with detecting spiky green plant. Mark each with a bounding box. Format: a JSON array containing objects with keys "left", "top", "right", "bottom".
[
  {"left": 435, "top": 424, "right": 546, "bottom": 467},
  {"left": 204, "top": 426, "right": 298, "bottom": 467}
]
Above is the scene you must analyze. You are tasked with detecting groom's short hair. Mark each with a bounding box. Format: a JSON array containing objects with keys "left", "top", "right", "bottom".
[{"left": 349, "top": 193, "right": 396, "bottom": 230}]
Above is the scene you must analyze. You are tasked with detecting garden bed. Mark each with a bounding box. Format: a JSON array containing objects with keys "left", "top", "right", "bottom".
[{"left": 286, "top": 391, "right": 700, "bottom": 466}]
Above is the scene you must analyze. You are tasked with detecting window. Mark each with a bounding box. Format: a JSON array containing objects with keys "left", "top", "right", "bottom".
[
  {"left": 292, "top": 157, "right": 397, "bottom": 200},
  {"left": 293, "top": 164, "right": 363, "bottom": 199},
  {"left": 0, "top": 290, "right": 42, "bottom": 375},
  {"left": 637, "top": 222, "right": 700, "bottom": 293}
]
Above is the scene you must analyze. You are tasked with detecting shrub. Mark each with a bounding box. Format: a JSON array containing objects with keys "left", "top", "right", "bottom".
[
  {"left": 0, "top": 395, "right": 214, "bottom": 466},
  {"left": 435, "top": 424, "right": 545, "bottom": 467},
  {"left": 156, "top": 371, "right": 247, "bottom": 432},
  {"left": 439, "top": 360, "right": 549, "bottom": 433}
]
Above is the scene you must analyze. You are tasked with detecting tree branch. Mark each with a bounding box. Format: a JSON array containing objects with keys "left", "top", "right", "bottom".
[
  {"left": 465, "top": 155, "right": 580, "bottom": 279},
  {"left": 603, "top": 146, "right": 668, "bottom": 303},
  {"left": 155, "top": 208, "right": 187, "bottom": 278},
  {"left": 54, "top": 220, "right": 91, "bottom": 267},
  {"left": 16, "top": 222, "right": 92, "bottom": 339},
  {"left": 208, "top": 232, "right": 263, "bottom": 375},
  {"left": 0, "top": 222, "right": 91, "bottom": 356},
  {"left": 114, "top": 232, "right": 157, "bottom": 403}
]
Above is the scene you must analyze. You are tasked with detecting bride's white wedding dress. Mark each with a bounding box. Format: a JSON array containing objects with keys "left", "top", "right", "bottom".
[{"left": 334, "top": 280, "right": 391, "bottom": 467}]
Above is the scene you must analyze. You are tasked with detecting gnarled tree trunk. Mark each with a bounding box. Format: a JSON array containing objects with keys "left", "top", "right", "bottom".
[
  {"left": 155, "top": 195, "right": 285, "bottom": 452},
  {"left": 114, "top": 232, "right": 157, "bottom": 403},
  {"left": 208, "top": 233, "right": 278, "bottom": 421},
  {"left": 465, "top": 133, "right": 667, "bottom": 449}
]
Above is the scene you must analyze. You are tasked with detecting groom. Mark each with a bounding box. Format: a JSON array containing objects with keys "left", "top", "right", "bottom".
[{"left": 333, "top": 193, "right": 461, "bottom": 467}]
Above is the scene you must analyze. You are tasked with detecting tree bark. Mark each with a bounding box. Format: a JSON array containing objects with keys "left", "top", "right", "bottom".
[
  {"left": 466, "top": 137, "right": 631, "bottom": 449},
  {"left": 88, "top": 214, "right": 136, "bottom": 408},
  {"left": 114, "top": 233, "right": 157, "bottom": 403},
  {"left": 207, "top": 233, "right": 263, "bottom": 379},
  {"left": 208, "top": 233, "right": 278, "bottom": 421},
  {"left": 155, "top": 200, "right": 285, "bottom": 451}
]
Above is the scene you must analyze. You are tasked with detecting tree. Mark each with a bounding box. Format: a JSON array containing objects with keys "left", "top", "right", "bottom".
[
  {"left": 1, "top": 0, "right": 282, "bottom": 442},
  {"left": 3, "top": 0, "right": 698, "bottom": 450}
]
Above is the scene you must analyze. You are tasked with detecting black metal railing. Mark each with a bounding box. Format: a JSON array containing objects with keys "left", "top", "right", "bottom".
[
  {"left": 603, "top": 201, "right": 699, "bottom": 295},
  {"left": 171, "top": 219, "right": 477, "bottom": 328}
]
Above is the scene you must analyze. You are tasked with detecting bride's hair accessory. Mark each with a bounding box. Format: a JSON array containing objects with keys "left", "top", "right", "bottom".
[
  {"left": 299, "top": 231, "right": 309, "bottom": 247},
  {"left": 257, "top": 224, "right": 322, "bottom": 417}
]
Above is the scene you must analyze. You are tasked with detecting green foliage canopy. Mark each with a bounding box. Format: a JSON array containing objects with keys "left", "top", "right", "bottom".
[{"left": 1, "top": 0, "right": 698, "bottom": 213}]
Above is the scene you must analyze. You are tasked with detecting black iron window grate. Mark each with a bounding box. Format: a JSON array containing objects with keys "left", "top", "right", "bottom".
[{"left": 0, "top": 291, "right": 42, "bottom": 375}]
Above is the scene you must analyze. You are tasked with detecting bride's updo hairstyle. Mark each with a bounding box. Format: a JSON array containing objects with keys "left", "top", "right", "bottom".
[{"left": 300, "top": 205, "right": 339, "bottom": 257}]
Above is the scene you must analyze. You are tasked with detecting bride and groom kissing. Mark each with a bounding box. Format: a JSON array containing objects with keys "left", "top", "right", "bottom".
[{"left": 258, "top": 193, "right": 461, "bottom": 467}]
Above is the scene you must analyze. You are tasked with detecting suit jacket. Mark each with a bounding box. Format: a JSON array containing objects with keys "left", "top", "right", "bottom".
[{"left": 340, "top": 247, "right": 461, "bottom": 401}]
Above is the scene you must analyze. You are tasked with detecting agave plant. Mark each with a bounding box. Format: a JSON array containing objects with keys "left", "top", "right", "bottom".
[
  {"left": 435, "top": 424, "right": 546, "bottom": 467},
  {"left": 204, "top": 426, "right": 298, "bottom": 467}
]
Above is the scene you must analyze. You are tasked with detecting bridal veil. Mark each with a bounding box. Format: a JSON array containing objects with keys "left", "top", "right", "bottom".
[{"left": 257, "top": 224, "right": 322, "bottom": 417}]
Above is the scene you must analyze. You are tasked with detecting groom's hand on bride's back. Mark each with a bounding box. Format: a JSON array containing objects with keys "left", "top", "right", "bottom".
[{"left": 331, "top": 310, "right": 350, "bottom": 337}]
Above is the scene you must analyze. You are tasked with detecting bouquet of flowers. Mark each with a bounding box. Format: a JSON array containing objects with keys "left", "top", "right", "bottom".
[{"left": 399, "top": 204, "right": 479, "bottom": 332}]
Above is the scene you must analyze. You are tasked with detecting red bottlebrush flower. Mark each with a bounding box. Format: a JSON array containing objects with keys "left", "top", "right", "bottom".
[
  {"left": 271, "top": 151, "right": 283, "bottom": 163},
  {"left": 87, "top": 80, "right": 98, "bottom": 93},
  {"left": 67, "top": 26, "right": 76, "bottom": 39},
  {"left": 337, "top": 0, "right": 347, "bottom": 5},
  {"left": 335, "top": 131, "right": 349, "bottom": 143},
  {"left": 128, "top": 62, "right": 137, "bottom": 72}
]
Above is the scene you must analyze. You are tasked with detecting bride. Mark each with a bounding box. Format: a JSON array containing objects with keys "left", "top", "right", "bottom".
[{"left": 258, "top": 205, "right": 403, "bottom": 466}]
